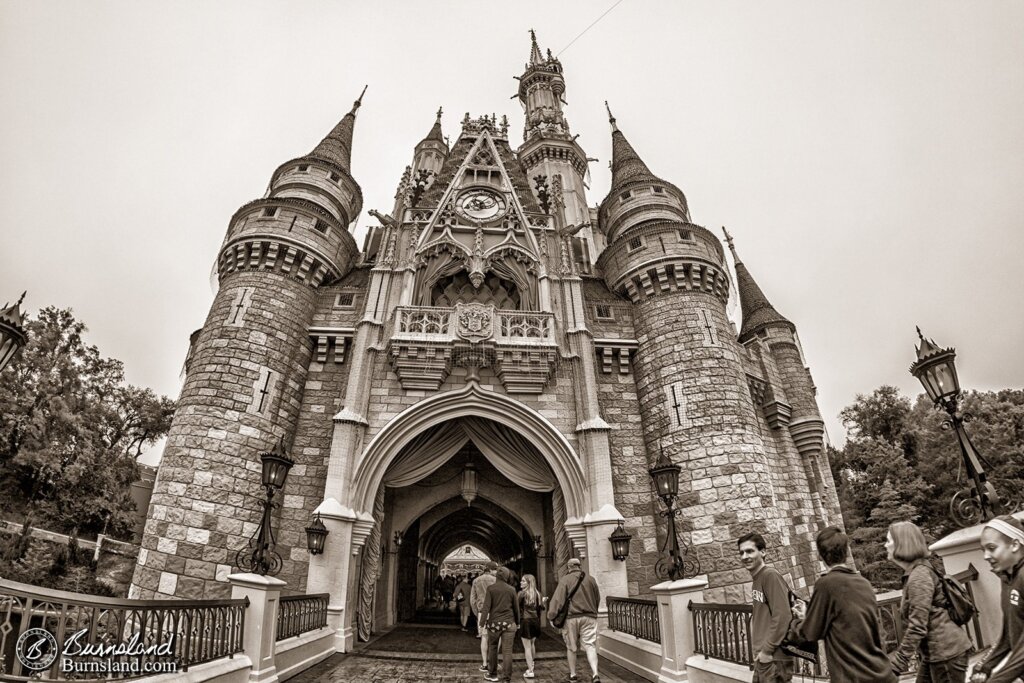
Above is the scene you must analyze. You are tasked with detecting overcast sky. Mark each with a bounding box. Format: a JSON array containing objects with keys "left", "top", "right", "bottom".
[{"left": 2, "top": 1, "right": 1022, "bottom": 464}]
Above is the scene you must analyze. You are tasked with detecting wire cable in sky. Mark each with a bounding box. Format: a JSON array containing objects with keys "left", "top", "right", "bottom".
[{"left": 556, "top": 0, "right": 625, "bottom": 57}]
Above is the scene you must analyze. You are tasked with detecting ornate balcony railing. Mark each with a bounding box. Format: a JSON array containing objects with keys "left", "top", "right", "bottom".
[
  {"left": 388, "top": 304, "right": 558, "bottom": 393},
  {"left": 689, "top": 601, "right": 752, "bottom": 666},
  {"left": 607, "top": 597, "right": 660, "bottom": 644},
  {"left": 0, "top": 578, "right": 246, "bottom": 680},
  {"left": 276, "top": 593, "right": 329, "bottom": 641}
]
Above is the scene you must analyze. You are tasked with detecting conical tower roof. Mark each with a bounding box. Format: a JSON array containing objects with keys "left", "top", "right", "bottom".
[
  {"left": 417, "top": 107, "right": 447, "bottom": 148},
  {"left": 528, "top": 29, "right": 544, "bottom": 66},
  {"left": 309, "top": 86, "right": 366, "bottom": 171},
  {"left": 724, "top": 228, "right": 794, "bottom": 342},
  {"left": 599, "top": 104, "right": 690, "bottom": 229},
  {"left": 0, "top": 292, "right": 27, "bottom": 332}
]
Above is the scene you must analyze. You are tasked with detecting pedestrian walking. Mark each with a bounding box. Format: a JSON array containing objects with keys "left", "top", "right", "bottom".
[
  {"left": 547, "top": 557, "right": 601, "bottom": 683},
  {"left": 518, "top": 573, "right": 545, "bottom": 679},
  {"left": 790, "top": 526, "right": 897, "bottom": 683},
  {"left": 455, "top": 574, "right": 473, "bottom": 631},
  {"left": 472, "top": 561, "right": 499, "bottom": 671},
  {"left": 886, "top": 521, "right": 972, "bottom": 681},
  {"left": 738, "top": 532, "right": 793, "bottom": 683},
  {"left": 970, "top": 515, "right": 1024, "bottom": 683},
  {"left": 481, "top": 566, "right": 520, "bottom": 683}
]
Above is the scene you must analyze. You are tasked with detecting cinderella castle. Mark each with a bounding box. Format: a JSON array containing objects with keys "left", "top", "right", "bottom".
[{"left": 131, "top": 33, "right": 841, "bottom": 649}]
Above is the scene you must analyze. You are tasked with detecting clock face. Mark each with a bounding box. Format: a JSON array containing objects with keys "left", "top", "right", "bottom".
[{"left": 456, "top": 189, "right": 507, "bottom": 222}]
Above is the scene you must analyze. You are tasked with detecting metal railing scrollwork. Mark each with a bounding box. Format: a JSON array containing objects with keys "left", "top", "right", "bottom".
[
  {"left": 606, "top": 597, "right": 660, "bottom": 644},
  {"left": 276, "top": 594, "right": 329, "bottom": 641}
]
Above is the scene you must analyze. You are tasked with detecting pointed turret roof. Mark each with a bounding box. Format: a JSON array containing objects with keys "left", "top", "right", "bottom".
[
  {"left": 723, "top": 228, "right": 794, "bottom": 342},
  {"left": 599, "top": 104, "right": 690, "bottom": 230},
  {"left": 309, "top": 86, "right": 366, "bottom": 171},
  {"left": 0, "top": 292, "right": 27, "bottom": 331},
  {"left": 528, "top": 29, "right": 544, "bottom": 66},
  {"left": 418, "top": 107, "right": 447, "bottom": 148}
]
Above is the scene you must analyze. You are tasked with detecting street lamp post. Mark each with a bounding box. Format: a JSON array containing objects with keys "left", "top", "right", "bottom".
[
  {"left": 648, "top": 447, "right": 701, "bottom": 581},
  {"left": 236, "top": 437, "right": 294, "bottom": 576},
  {"left": 910, "top": 328, "right": 1002, "bottom": 527},
  {"left": 0, "top": 292, "right": 28, "bottom": 373}
]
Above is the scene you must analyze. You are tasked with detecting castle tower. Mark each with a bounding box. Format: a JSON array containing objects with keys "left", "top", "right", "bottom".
[
  {"left": 595, "top": 109, "right": 812, "bottom": 594},
  {"left": 727, "top": 232, "right": 841, "bottom": 526},
  {"left": 130, "top": 94, "right": 364, "bottom": 599}
]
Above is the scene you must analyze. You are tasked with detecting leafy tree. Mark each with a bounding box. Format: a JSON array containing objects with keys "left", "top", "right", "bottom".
[
  {"left": 831, "top": 385, "right": 1024, "bottom": 589},
  {"left": 0, "top": 307, "right": 175, "bottom": 538}
]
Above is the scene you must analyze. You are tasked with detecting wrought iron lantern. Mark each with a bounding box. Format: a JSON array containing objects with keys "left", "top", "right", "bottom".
[
  {"left": 648, "top": 446, "right": 700, "bottom": 581},
  {"left": 649, "top": 447, "right": 681, "bottom": 505},
  {"left": 236, "top": 437, "right": 294, "bottom": 576},
  {"left": 461, "top": 462, "right": 478, "bottom": 506},
  {"left": 0, "top": 293, "right": 28, "bottom": 373},
  {"left": 305, "top": 513, "right": 329, "bottom": 555},
  {"left": 393, "top": 531, "right": 403, "bottom": 549},
  {"left": 608, "top": 521, "right": 632, "bottom": 561},
  {"left": 910, "top": 328, "right": 1001, "bottom": 526},
  {"left": 533, "top": 534, "right": 542, "bottom": 552}
]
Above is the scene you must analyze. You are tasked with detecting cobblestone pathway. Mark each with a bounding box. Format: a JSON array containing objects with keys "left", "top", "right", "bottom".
[{"left": 291, "top": 652, "right": 647, "bottom": 682}]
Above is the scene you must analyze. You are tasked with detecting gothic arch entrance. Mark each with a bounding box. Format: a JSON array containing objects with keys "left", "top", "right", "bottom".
[{"left": 348, "top": 383, "right": 587, "bottom": 639}]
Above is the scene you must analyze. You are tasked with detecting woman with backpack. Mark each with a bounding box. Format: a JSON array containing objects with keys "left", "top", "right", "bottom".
[{"left": 886, "top": 520, "right": 973, "bottom": 681}]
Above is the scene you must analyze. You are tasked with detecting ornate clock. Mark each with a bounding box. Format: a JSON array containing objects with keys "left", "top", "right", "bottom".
[{"left": 455, "top": 189, "right": 507, "bottom": 222}]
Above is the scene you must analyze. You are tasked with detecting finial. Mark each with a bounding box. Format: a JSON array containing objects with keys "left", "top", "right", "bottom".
[
  {"left": 529, "top": 28, "right": 544, "bottom": 65},
  {"left": 605, "top": 101, "right": 619, "bottom": 132},
  {"left": 436, "top": 106, "right": 443, "bottom": 122},
  {"left": 916, "top": 326, "right": 926, "bottom": 342},
  {"left": 350, "top": 85, "right": 368, "bottom": 113},
  {"left": 16, "top": 291, "right": 26, "bottom": 307}
]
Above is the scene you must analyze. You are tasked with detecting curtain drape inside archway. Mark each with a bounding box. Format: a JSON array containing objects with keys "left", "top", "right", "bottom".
[{"left": 382, "top": 417, "right": 556, "bottom": 492}]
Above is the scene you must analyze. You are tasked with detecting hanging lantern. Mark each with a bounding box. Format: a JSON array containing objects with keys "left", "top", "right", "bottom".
[
  {"left": 461, "top": 463, "right": 478, "bottom": 506},
  {"left": 0, "top": 293, "right": 28, "bottom": 373},
  {"left": 609, "top": 521, "right": 632, "bottom": 561},
  {"left": 393, "top": 531, "right": 403, "bottom": 549},
  {"left": 305, "top": 514, "right": 329, "bottom": 555},
  {"left": 533, "top": 535, "right": 542, "bottom": 552}
]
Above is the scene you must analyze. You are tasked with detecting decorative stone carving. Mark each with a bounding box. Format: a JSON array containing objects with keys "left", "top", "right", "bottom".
[{"left": 454, "top": 303, "right": 494, "bottom": 343}]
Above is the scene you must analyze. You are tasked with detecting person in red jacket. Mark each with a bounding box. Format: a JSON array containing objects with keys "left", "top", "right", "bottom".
[{"left": 971, "top": 515, "right": 1024, "bottom": 683}]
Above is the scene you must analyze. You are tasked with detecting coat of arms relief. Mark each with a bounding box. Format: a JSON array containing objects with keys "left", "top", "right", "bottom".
[{"left": 454, "top": 303, "right": 494, "bottom": 344}]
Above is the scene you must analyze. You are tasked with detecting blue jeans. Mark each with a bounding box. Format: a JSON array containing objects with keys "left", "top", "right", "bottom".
[
  {"left": 487, "top": 627, "right": 515, "bottom": 682},
  {"left": 916, "top": 652, "right": 968, "bottom": 683}
]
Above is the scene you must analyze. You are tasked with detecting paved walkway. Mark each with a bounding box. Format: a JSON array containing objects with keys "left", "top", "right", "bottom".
[{"left": 289, "top": 623, "right": 646, "bottom": 682}]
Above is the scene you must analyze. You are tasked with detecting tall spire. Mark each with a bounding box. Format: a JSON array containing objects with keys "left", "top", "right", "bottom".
[
  {"left": 605, "top": 101, "right": 619, "bottom": 132},
  {"left": 310, "top": 85, "right": 367, "bottom": 172},
  {"left": 723, "top": 227, "right": 794, "bottom": 342},
  {"left": 528, "top": 29, "right": 543, "bottom": 65},
  {"left": 608, "top": 123, "right": 660, "bottom": 192}
]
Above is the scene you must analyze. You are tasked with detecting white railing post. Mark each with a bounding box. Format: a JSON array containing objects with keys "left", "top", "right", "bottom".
[
  {"left": 229, "top": 572, "right": 286, "bottom": 683},
  {"left": 651, "top": 577, "right": 708, "bottom": 683}
]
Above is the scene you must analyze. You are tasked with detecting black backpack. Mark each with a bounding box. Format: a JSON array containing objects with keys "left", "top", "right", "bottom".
[{"left": 928, "top": 566, "right": 976, "bottom": 626}]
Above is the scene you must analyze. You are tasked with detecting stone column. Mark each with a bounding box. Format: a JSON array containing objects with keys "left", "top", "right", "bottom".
[
  {"left": 583, "top": 506, "right": 630, "bottom": 611},
  {"left": 651, "top": 577, "right": 708, "bottom": 683},
  {"left": 229, "top": 573, "right": 286, "bottom": 683},
  {"left": 931, "top": 512, "right": 1024, "bottom": 650}
]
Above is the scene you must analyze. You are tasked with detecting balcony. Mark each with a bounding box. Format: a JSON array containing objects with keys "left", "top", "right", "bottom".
[{"left": 387, "top": 304, "right": 558, "bottom": 393}]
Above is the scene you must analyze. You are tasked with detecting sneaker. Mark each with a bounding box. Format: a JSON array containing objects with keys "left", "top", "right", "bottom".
[
  {"left": 592, "top": 677, "right": 601, "bottom": 683},
  {"left": 523, "top": 672, "right": 536, "bottom": 679},
  {"left": 479, "top": 665, "right": 489, "bottom": 672},
  {"left": 568, "top": 676, "right": 579, "bottom": 682},
  {"left": 484, "top": 676, "right": 499, "bottom": 682}
]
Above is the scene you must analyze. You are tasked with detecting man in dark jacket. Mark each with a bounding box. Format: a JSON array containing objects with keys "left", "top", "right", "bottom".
[
  {"left": 791, "top": 526, "right": 897, "bottom": 683},
  {"left": 547, "top": 558, "right": 602, "bottom": 683},
  {"left": 481, "top": 566, "right": 520, "bottom": 683},
  {"left": 738, "top": 532, "right": 793, "bottom": 682}
]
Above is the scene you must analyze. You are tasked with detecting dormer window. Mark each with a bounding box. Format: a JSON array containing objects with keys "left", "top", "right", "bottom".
[
  {"left": 620, "top": 191, "right": 632, "bottom": 201},
  {"left": 652, "top": 186, "right": 664, "bottom": 194},
  {"left": 628, "top": 236, "right": 643, "bottom": 252},
  {"left": 678, "top": 229, "right": 692, "bottom": 241},
  {"left": 329, "top": 171, "right": 340, "bottom": 182},
  {"left": 262, "top": 207, "right": 277, "bottom": 217},
  {"left": 297, "top": 164, "right": 309, "bottom": 172},
  {"left": 313, "top": 219, "right": 329, "bottom": 234}
]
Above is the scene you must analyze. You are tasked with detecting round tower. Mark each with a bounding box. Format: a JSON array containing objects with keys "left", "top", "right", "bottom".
[
  {"left": 131, "top": 94, "right": 364, "bottom": 600},
  {"left": 595, "top": 110, "right": 788, "bottom": 593}
]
